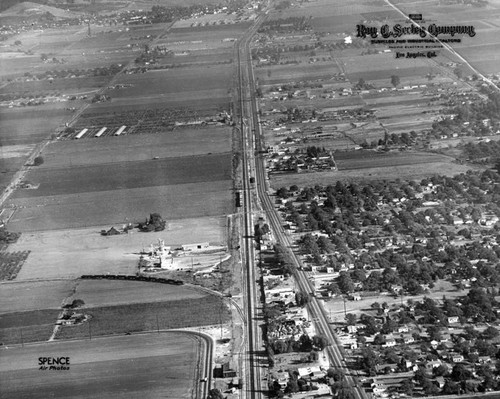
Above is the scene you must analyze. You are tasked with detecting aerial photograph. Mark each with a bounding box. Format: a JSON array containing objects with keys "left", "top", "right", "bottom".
[{"left": 1, "top": 0, "right": 500, "bottom": 398}]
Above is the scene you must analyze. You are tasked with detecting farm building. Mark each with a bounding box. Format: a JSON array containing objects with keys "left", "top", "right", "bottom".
[
  {"left": 114, "top": 125, "right": 127, "bottom": 136},
  {"left": 101, "top": 227, "right": 121, "bottom": 236},
  {"left": 75, "top": 128, "right": 88, "bottom": 139},
  {"left": 95, "top": 127, "right": 107, "bottom": 137},
  {"left": 182, "top": 242, "right": 210, "bottom": 251}
]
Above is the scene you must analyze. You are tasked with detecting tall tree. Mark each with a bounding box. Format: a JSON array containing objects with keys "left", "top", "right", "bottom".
[{"left": 391, "top": 74, "right": 400, "bottom": 87}]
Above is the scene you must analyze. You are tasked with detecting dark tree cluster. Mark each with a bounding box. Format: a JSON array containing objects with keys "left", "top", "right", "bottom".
[{"left": 138, "top": 213, "right": 166, "bottom": 232}]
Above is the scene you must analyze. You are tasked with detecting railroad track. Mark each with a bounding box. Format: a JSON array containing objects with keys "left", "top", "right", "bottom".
[
  {"left": 236, "top": 6, "right": 270, "bottom": 399},
  {"left": 242, "top": 9, "right": 369, "bottom": 399}
]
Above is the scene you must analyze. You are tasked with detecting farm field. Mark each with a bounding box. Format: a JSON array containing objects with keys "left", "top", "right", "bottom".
[
  {"left": 56, "top": 295, "right": 229, "bottom": 340},
  {"left": 0, "top": 156, "right": 28, "bottom": 191},
  {"left": 271, "top": 161, "right": 476, "bottom": 188},
  {"left": 0, "top": 309, "right": 60, "bottom": 344},
  {"left": 7, "top": 216, "right": 226, "bottom": 280},
  {"left": 11, "top": 152, "right": 232, "bottom": 198},
  {"left": 3, "top": 76, "right": 110, "bottom": 96},
  {"left": 79, "top": 94, "right": 230, "bottom": 117},
  {"left": 158, "top": 49, "right": 233, "bottom": 66},
  {"left": 66, "top": 279, "right": 206, "bottom": 308},
  {"left": 0, "top": 105, "right": 71, "bottom": 189},
  {"left": 7, "top": 179, "right": 232, "bottom": 232},
  {"left": 0, "top": 333, "right": 202, "bottom": 399},
  {"left": 270, "top": 0, "right": 389, "bottom": 19},
  {"left": 0, "top": 105, "right": 69, "bottom": 146},
  {"left": 333, "top": 150, "right": 451, "bottom": 170},
  {"left": 270, "top": 150, "right": 477, "bottom": 188},
  {"left": 0, "top": 280, "right": 74, "bottom": 314},
  {"left": 107, "top": 66, "right": 233, "bottom": 99},
  {"left": 0, "top": 278, "right": 206, "bottom": 314},
  {"left": 41, "top": 126, "right": 231, "bottom": 167},
  {"left": 256, "top": 63, "right": 342, "bottom": 84}
]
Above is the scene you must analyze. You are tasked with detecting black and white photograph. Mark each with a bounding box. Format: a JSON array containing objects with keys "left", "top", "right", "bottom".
[{"left": 1, "top": 0, "right": 500, "bottom": 398}]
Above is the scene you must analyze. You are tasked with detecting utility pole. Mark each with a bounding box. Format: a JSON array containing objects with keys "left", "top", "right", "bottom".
[{"left": 219, "top": 300, "right": 224, "bottom": 339}]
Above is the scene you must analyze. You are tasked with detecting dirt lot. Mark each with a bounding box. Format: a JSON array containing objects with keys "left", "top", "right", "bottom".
[
  {"left": 0, "top": 333, "right": 201, "bottom": 399},
  {"left": 7, "top": 216, "right": 227, "bottom": 280}
]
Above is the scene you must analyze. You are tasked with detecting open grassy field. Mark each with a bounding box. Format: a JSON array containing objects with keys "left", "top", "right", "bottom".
[
  {"left": 7, "top": 216, "right": 226, "bottom": 280},
  {"left": 0, "top": 333, "right": 202, "bottom": 399},
  {"left": 56, "top": 295, "right": 229, "bottom": 340}
]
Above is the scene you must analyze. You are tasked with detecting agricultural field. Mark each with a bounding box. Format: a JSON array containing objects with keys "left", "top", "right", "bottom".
[
  {"left": 66, "top": 279, "right": 206, "bottom": 308},
  {"left": 0, "top": 308, "right": 60, "bottom": 344},
  {"left": 270, "top": 150, "right": 476, "bottom": 189},
  {"left": 0, "top": 275, "right": 229, "bottom": 345},
  {"left": 7, "top": 216, "right": 227, "bottom": 280},
  {"left": 56, "top": 294, "right": 230, "bottom": 340},
  {"left": 5, "top": 181, "right": 232, "bottom": 231},
  {"left": 0, "top": 2, "right": 244, "bottom": 398},
  {"left": 255, "top": 0, "right": 500, "bottom": 202},
  {"left": 100, "top": 66, "right": 232, "bottom": 103},
  {"left": 0, "top": 105, "right": 69, "bottom": 146},
  {"left": 256, "top": 63, "right": 342, "bottom": 86},
  {"left": 0, "top": 333, "right": 203, "bottom": 399},
  {"left": 40, "top": 126, "right": 231, "bottom": 167},
  {"left": 6, "top": 149, "right": 233, "bottom": 231},
  {"left": 3, "top": 76, "right": 110, "bottom": 97},
  {"left": 0, "top": 280, "right": 74, "bottom": 314},
  {"left": 12, "top": 153, "right": 231, "bottom": 197},
  {"left": 0, "top": 250, "right": 30, "bottom": 280}
]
